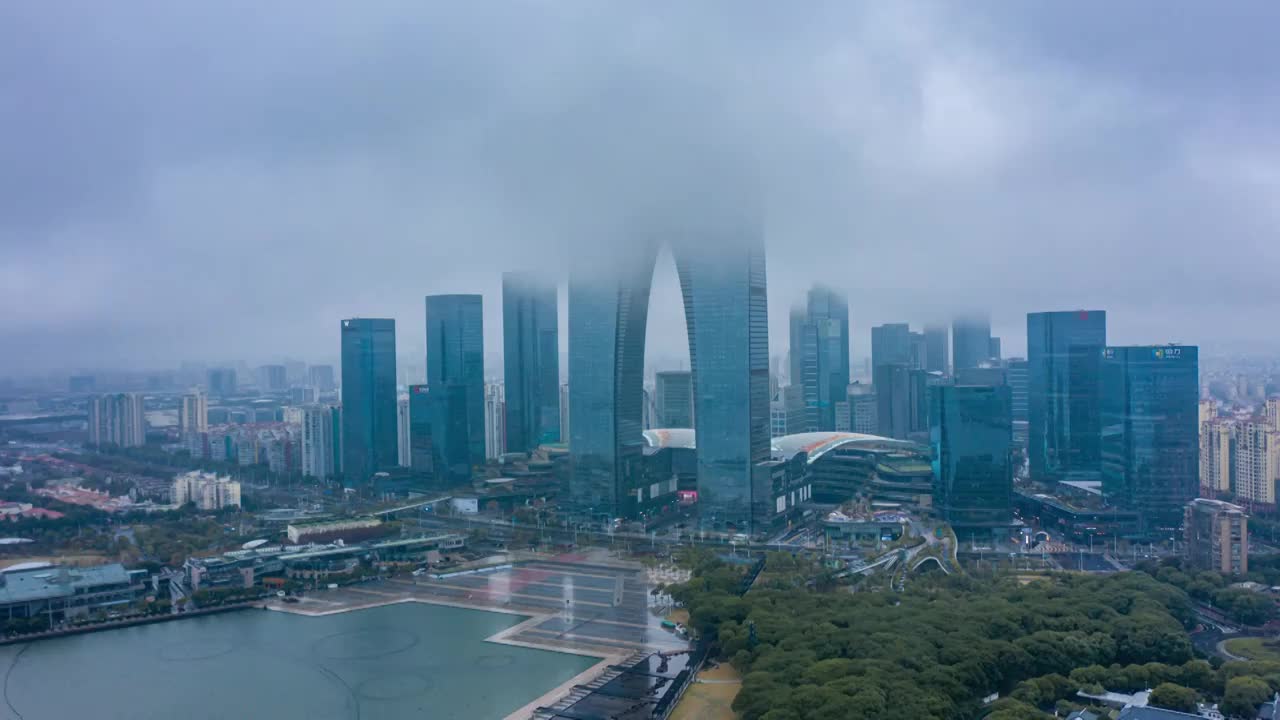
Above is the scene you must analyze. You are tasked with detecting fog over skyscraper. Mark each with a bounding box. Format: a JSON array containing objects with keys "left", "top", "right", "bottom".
[
  {"left": 502, "top": 273, "right": 559, "bottom": 454},
  {"left": 569, "top": 232, "right": 769, "bottom": 530},
  {"left": 788, "top": 286, "right": 849, "bottom": 432}
]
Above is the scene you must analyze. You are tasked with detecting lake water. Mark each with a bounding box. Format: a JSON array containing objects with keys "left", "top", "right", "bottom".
[{"left": 0, "top": 603, "right": 598, "bottom": 719}]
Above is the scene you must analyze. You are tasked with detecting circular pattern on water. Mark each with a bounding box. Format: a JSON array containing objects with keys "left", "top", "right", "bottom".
[
  {"left": 475, "top": 654, "right": 516, "bottom": 669},
  {"left": 355, "top": 673, "right": 435, "bottom": 701},
  {"left": 159, "top": 639, "right": 239, "bottom": 661},
  {"left": 312, "top": 628, "right": 420, "bottom": 660}
]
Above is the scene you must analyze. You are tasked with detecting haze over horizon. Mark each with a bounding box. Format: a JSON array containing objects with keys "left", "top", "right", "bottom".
[{"left": 5, "top": 2, "right": 1280, "bottom": 376}]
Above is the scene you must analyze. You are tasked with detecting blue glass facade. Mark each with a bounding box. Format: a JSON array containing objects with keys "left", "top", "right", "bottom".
[
  {"left": 678, "top": 241, "right": 771, "bottom": 531},
  {"left": 924, "top": 325, "right": 948, "bottom": 373},
  {"left": 567, "top": 246, "right": 655, "bottom": 523},
  {"left": 502, "top": 273, "right": 559, "bottom": 454},
  {"left": 408, "top": 383, "right": 470, "bottom": 486},
  {"left": 340, "top": 318, "right": 397, "bottom": 483},
  {"left": 568, "top": 237, "right": 770, "bottom": 532},
  {"left": 870, "top": 323, "right": 912, "bottom": 376},
  {"left": 1027, "top": 310, "right": 1107, "bottom": 481},
  {"left": 789, "top": 286, "right": 849, "bottom": 431},
  {"left": 931, "top": 384, "right": 1013, "bottom": 530},
  {"left": 1100, "top": 345, "right": 1199, "bottom": 535},
  {"left": 425, "top": 295, "right": 485, "bottom": 470},
  {"left": 952, "top": 314, "right": 992, "bottom": 371}
]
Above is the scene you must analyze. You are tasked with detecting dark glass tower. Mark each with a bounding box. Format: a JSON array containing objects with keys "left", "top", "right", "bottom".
[
  {"left": 932, "top": 384, "right": 1013, "bottom": 533},
  {"left": 923, "top": 325, "right": 949, "bottom": 373},
  {"left": 874, "top": 363, "right": 910, "bottom": 439},
  {"left": 1027, "top": 310, "right": 1107, "bottom": 481},
  {"left": 568, "top": 235, "right": 770, "bottom": 531},
  {"left": 655, "top": 371, "right": 693, "bottom": 428},
  {"left": 340, "top": 318, "right": 397, "bottom": 483},
  {"left": 870, "top": 323, "right": 912, "bottom": 377},
  {"left": 1100, "top": 345, "right": 1199, "bottom": 535},
  {"left": 409, "top": 383, "right": 470, "bottom": 485},
  {"left": 426, "top": 294, "right": 485, "bottom": 470},
  {"left": 952, "top": 313, "right": 992, "bottom": 371},
  {"left": 502, "top": 273, "right": 559, "bottom": 454},
  {"left": 788, "top": 286, "right": 849, "bottom": 431}
]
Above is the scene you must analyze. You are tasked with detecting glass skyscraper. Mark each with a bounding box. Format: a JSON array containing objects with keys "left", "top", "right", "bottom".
[
  {"left": 425, "top": 294, "right": 485, "bottom": 469},
  {"left": 408, "top": 383, "right": 470, "bottom": 486},
  {"left": 952, "top": 313, "right": 992, "bottom": 371},
  {"left": 568, "top": 236, "right": 770, "bottom": 532},
  {"left": 502, "top": 273, "right": 559, "bottom": 454},
  {"left": 340, "top": 318, "right": 397, "bottom": 483},
  {"left": 788, "top": 286, "right": 849, "bottom": 431},
  {"left": 655, "top": 371, "right": 694, "bottom": 428},
  {"left": 932, "top": 384, "right": 1013, "bottom": 533},
  {"left": 923, "top": 325, "right": 949, "bottom": 373},
  {"left": 870, "top": 323, "right": 912, "bottom": 376},
  {"left": 1027, "top": 310, "right": 1106, "bottom": 482},
  {"left": 1100, "top": 345, "right": 1199, "bottom": 535}
]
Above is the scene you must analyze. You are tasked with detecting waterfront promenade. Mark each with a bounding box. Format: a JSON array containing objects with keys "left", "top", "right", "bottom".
[{"left": 267, "top": 552, "right": 691, "bottom": 719}]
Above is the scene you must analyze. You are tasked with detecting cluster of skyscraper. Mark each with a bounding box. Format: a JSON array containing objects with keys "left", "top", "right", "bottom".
[
  {"left": 320, "top": 232, "right": 1202, "bottom": 539},
  {"left": 334, "top": 278, "right": 560, "bottom": 491}
]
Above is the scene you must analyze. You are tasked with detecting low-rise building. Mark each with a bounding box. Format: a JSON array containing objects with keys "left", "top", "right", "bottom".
[
  {"left": 172, "top": 471, "right": 241, "bottom": 510},
  {"left": 286, "top": 517, "right": 385, "bottom": 544},
  {"left": 0, "top": 563, "right": 146, "bottom": 623}
]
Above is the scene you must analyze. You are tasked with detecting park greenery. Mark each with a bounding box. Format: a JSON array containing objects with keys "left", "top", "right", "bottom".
[{"left": 669, "top": 549, "right": 1280, "bottom": 719}]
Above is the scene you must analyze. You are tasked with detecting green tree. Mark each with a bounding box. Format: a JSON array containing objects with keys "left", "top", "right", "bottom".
[
  {"left": 1148, "top": 682, "right": 1198, "bottom": 713},
  {"left": 1223, "top": 675, "right": 1273, "bottom": 718}
]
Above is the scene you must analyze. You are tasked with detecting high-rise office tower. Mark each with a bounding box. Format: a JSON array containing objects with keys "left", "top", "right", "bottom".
[
  {"left": 848, "top": 384, "right": 877, "bottom": 434},
  {"left": 1006, "top": 359, "right": 1029, "bottom": 446},
  {"left": 908, "top": 369, "right": 940, "bottom": 438},
  {"left": 301, "top": 404, "right": 339, "bottom": 479},
  {"left": 411, "top": 383, "right": 470, "bottom": 484},
  {"left": 397, "top": 395, "right": 411, "bottom": 467},
  {"left": 909, "top": 332, "right": 927, "bottom": 371},
  {"left": 484, "top": 383, "right": 506, "bottom": 460},
  {"left": 874, "top": 363, "right": 911, "bottom": 440},
  {"left": 425, "top": 294, "right": 485, "bottom": 467},
  {"left": 207, "top": 368, "right": 237, "bottom": 397},
  {"left": 1184, "top": 498, "right": 1248, "bottom": 575},
  {"left": 559, "top": 383, "right": 570, "bottom": 443},
  {"left": 988, "top": 337, "right": 1002, "bottom": 362},
  {"left": 1100, "top": 345, "right": 1199, "bottom": 533},
  {"left": 568, "top": 234, "right": 769, "bottom": 530},
  {"left": 308, "top": 365, "right": 336, "bottom": 392},
  {"left": 180, "top": 391, "right": 208, "bottom": 435},
  {"left": 1234, "top": 420, "right": 1279, "bottom": 505},
  {"left": 923, "top": 325, "right": 949, "bottom": 374},
  {"left": 655, "top": 371, "right": 694, "bottom": 428},
  {"left": 932, "top": 384, "right": 1013, "bottom": 534},
  {"left": 1268, "top": 397, "right": 1280, "bottom": 432},
  {"left": 789, "top": 286, "right": 849, "bottom": 431},
  {"left": 87, "top": 393, "right": 146, "bottom": 447},
  {"left": 952, "top": 314, "right": 992, "bottom": 371},
  {"left": 502, "top": 273, "right": 559, "bottom": 454},
  {"left": 257, "top": 365, "right": 287, "bottom": 392},
  {"left": 870, "top": 323, "right": 912, "bottom": 378},
  {"left": 340, "top": 318, "right": 397, "bottom": 483},
  {"left": 1027, "top": 310, "right": 1107, "bottom": 482}
]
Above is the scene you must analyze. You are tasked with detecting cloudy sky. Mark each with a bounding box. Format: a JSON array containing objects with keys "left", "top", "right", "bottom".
[{"left": 3, "top": 2, "right": 1279, "bottom": 378}]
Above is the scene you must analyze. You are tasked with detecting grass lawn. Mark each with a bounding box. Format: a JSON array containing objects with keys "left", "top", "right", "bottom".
[
  {"left": 665, "top": 608, "right": 690, "bottom": 625},
  {"left": 1224, "top": 637, "right": 1280, "bottom": 662},
  {"left": 670, "top": 663, "right": 742, "bottom": 720}
]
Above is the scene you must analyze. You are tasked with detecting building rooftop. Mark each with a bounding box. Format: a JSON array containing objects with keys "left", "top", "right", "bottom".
[
  {"left": 643, "top": 429, "right": 921, "bottom": 463},
  {"left": 0, "top": 563, "right": 131, "bottom": 605}
]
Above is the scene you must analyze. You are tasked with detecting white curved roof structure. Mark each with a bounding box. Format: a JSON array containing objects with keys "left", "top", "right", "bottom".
[
  {"left": 770, "top": 432, "right": 921, "bottom": 464},
  {"left": 642, "top": 428, "right": 697, "bottom": 450},
  {"left": 642, "top": 428, "right": 920, "bottom": 464}
]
